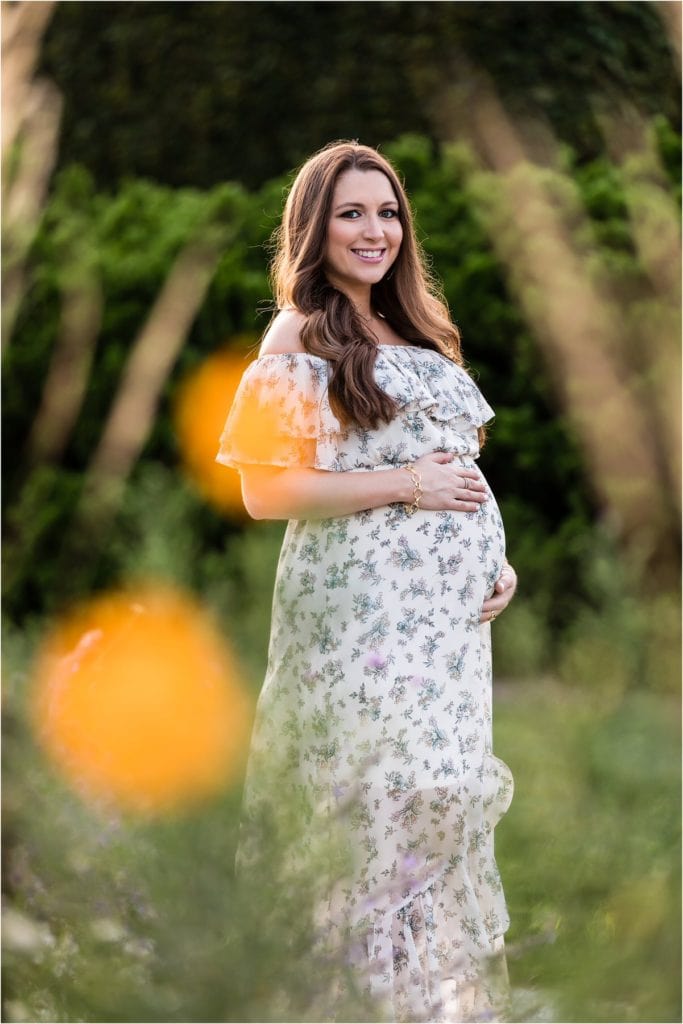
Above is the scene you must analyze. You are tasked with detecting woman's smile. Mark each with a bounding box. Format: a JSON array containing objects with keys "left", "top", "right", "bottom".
[{"left": 351, "top": 247, "right": 387, "bottom": 263}]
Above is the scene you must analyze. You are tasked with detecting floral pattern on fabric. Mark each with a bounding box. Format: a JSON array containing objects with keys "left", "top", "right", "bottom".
[{"left": 217, "top": 347, "right": 514, "bottom": 1022}]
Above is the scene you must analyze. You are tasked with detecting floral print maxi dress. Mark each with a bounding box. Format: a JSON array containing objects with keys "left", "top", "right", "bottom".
[{"left": 217, "top": 345, "right": 514, "bottom": 1023}]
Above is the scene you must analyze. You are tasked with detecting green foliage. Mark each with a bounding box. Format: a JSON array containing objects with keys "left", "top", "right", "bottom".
[
  {"left": 40, "top": 2, "right": 679, "bottom": 189},
  {"left": 2, "top": 466, "right": 84, "bottom": 622},
  {"left": 110, "top": 463, "right": 285, "bottom": 686}
]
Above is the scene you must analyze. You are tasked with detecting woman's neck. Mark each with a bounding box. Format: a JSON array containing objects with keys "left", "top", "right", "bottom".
[{"left": 330, "top": 280, "right": 373, "bottom": 320}]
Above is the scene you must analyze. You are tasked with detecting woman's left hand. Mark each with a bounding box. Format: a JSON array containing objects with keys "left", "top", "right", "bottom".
[{"left": 480, "top": 562, "right": 517, "bottom": 624}]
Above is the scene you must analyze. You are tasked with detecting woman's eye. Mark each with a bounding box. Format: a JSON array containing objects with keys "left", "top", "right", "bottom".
[{"left": 339, "top": 209, "right": 398, "bottom": 220}]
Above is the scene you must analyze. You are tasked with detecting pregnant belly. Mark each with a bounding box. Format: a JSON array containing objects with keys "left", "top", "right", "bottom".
[{"left": 277, "top": 488, "right": 506, "bottom": 627}]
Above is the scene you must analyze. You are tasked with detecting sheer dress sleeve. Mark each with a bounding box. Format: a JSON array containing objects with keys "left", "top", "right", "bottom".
[{"left": 215, "top": 354, "right": 341, "bottom": 471}]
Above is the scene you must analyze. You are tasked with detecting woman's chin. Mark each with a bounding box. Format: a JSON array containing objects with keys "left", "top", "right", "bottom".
[{"left": 345, "top": 264, "right": 394, "bottom": 287}]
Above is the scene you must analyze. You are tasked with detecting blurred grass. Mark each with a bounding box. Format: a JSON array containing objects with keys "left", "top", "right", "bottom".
[
  {"left": 4, "top": 628, "right": 680, "bottom": 1022},
  {"left": 494, "top": 679, "right": 680, "bottom": 1023},
  {"left": 2, "top": 508, "right": 680, "bottom": 1022}
]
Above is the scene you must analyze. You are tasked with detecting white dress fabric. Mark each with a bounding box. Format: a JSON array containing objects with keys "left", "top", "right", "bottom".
[{"left": 217, "top": 346, "right": 514, "bottom": 1022}]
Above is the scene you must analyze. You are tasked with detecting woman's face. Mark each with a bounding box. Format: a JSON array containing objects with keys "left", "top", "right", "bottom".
[{"left": 323, "top": 168, "right": 403, "bottom": 298}]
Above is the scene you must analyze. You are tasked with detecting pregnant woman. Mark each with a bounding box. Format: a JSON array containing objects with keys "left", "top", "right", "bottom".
[{"left": 217, "top": 141, "right": 518, "bottom": 1022}]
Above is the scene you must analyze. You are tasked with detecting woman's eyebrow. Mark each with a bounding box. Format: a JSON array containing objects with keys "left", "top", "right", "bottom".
[{"left": 333, "top": 200, "right": 400, "bottom": 211}]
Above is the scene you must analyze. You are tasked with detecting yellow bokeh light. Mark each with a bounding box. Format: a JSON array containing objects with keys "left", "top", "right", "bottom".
[
  {"left": 174, "top": 347, "right": 251, "bottom": 516},
  {"left": 31, "top": 585, "right": 251, "bottom": 815}
]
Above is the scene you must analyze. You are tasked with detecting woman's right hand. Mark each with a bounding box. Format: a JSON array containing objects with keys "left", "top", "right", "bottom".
[
  {"left": 238, "top": 450, "right": 489, "bottom": 522},
  {"left": 411, "top": 451, "right": 488, "bottom": 512}
]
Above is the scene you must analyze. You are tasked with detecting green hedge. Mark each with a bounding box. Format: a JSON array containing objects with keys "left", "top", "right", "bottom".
[{"left": 41, "top": 2, "right": 680, "bottom": 189}]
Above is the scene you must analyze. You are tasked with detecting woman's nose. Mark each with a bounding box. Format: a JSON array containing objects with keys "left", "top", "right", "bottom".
[{"left": 362, "top": 215, "right": 384, "bottom": 240}]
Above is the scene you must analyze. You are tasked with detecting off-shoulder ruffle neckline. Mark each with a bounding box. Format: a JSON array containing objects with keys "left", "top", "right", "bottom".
[
  {"left": 218, "top": 340, "right": 493, "bottom": 471},
  {"left": 255, "top": 346, "right": 452, "bottom": 362}
]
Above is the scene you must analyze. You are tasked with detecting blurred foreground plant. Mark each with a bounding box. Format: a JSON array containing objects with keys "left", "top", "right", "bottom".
[
  {"left": 495, "top": 675, "right": 680, "bottom": 1024},
  {"left": 3, "top": 618, "right": 380, "bottom": 1023},
  {"left": 2, "top": 0, "right": 60, "bottom": 346},
  {"left": 4, "top": 616, "right": 679, "bottom": 1023}
]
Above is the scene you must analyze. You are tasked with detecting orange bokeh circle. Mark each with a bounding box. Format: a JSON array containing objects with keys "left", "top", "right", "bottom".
[
  {"left": 174, "top": 346, "right": 253, "bottom": 517},
  {"left": 31, "top": 585, "right": 251, "bottom": 815}
]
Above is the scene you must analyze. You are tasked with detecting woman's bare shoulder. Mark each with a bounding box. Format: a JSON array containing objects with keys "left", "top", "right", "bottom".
[{"left": 259, "top": 308, "right": 308, "bottom": 355}]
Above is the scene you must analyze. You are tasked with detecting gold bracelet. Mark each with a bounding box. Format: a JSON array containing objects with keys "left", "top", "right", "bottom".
[{"left": 403, "top": 463, "right": 423, "bottom": 515}]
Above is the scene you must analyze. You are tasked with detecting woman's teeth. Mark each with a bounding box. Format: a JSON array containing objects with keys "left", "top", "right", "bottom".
[{"left": 352, "top": 249, "right": 385, "bottom": 260}]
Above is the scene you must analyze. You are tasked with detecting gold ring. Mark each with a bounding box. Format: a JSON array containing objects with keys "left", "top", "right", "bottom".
[
  {"left": 463, "top": 478, "right": 470, "bottom": 490},
  {"left": 490, "top": 611, "right": 497, "bottom": 622}
]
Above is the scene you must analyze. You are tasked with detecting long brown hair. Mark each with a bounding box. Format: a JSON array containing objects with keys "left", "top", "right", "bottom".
[{"left": 271, "top": 141, "right": 466, "bottom": 431}]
